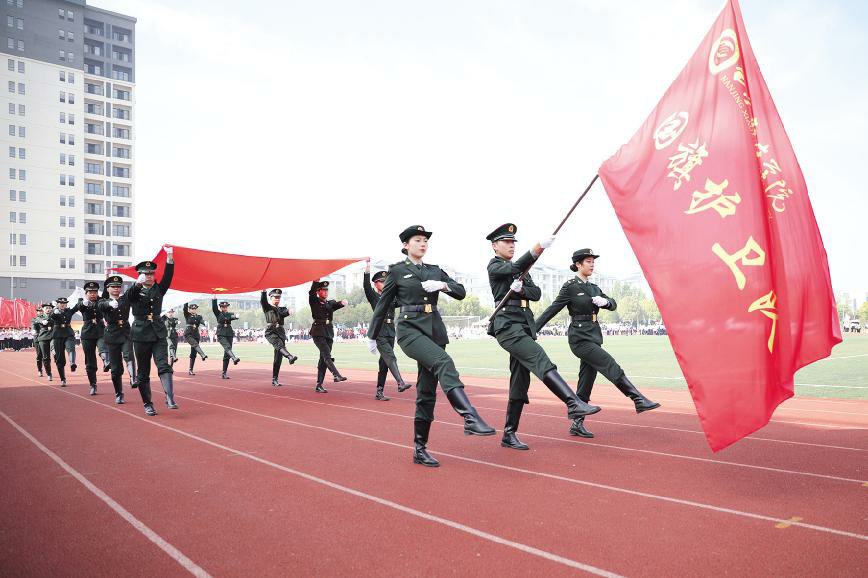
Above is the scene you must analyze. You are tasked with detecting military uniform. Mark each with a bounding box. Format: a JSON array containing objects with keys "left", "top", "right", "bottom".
[
  {"left": 183, "top": 302, "right": 208, "bottom": 374},
  {"left": 212, "top": 299, "right": 240, "bottom": 378},
  {"left": 98, "top": 276, "right": 135, "bottom": 404},
  {"left": 308, "top": 280, "right": 346, "bottom": 392},
  {"left": 79, "top": 281, "right": 105, "bottom": 394},
  {"left": 364, "top": 270, "right": 411, "bottom": 399},
  {"left": 160, "top": 313, "right": 179, "bottom": 363},
  {"left": 260, "top": 289, "right": 298, "bottom": 386},
  {"left": 48, "top": 297, "right": 82, "bottom": 385},
  {"left": 128, "top": 260, "right": 176, "bottom": 414},
  {"left": 368, "top": 225, "right": 494, "bottom": 467},
  {"left": 33, "top": 307, "right": 54, "bottom": 380},
  {"left": 536, "top": 249, "right": 659, "bottom": 438},
  {"left": 486, "top": 224, "right": 600, "bottom": 450}
]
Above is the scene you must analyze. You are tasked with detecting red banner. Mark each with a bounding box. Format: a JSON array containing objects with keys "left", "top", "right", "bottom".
[
  {"left": 0, "top": 298, "right": 38, "bottom": 328},
  {"left": 598, "top": 0, "right": 840, "bottom": 451},
  {"left": 110, "top": 245, "right": 364, "bottom": 294}
]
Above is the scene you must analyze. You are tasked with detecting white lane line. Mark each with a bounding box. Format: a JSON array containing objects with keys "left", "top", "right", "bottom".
[
  {"left": 32, "top": 389, "right": 621, "bottom": 577},
  {"left": 0, "top": 410, "right": 211, "bottom": 578}
]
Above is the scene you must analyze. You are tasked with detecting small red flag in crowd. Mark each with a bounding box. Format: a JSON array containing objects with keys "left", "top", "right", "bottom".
[{"left": 598, "top": 0, "right": 841, "bottom": 451}]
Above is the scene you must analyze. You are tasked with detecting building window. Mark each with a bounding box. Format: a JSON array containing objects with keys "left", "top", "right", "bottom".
[
  {"left": 17, "top": 39, "right": 23, "bottom": 51},
  {"left": 112, "top": 166, "right": 130, "bottom": 178},
  {"left": 7, "top": 80, "right": 14, "bottom": 92},
  {"left": 68, "top": 72, "right": 74, "bottom": 83},
  {"left": 17, "top": 169, "right": 24, "bottom": 180},
  {"left": 68, "top": 175, "right": 75, "bottom": 186},
  {"left": 6, "top": 58, "right": 12, "bottom": 71},
  {"left": 59, "top": 29, "right": 65, "bottom": 40},
  {"left": 17, "top": 82, "right": 24, "bottom": 94},
  {"left": 60, "top": 112, "right": 66, "bottom": 123},
  {"left": 68, "top": 154, "right": 75, "bottom": 165},
  {"left": 18, "top": 212, "right": 25, "bottom": 223},
  {"left": 68, "top": 32, "right": 74, "bottom": 42},
  {"left": 59, "top": 8, "right": 65, "bottom": 19},
  {"left": 18, "top": 104, "right": 24, "bottom": 115},
  {"left": 7, "top": 146, "right": 13, "bottom": 157},
  {"left": 7, "top": 103, "right": 13, "bottom": 114},
  {"left": 19, "top": 255, "right": 25, "bottom": 267},
  {"left": 5, "top": 38, "right": 12, "bottom": 50},
  {"left": 59, "top": 70, "right": 65, "bottom": 81},
  {"left": 60, "top": 237, "right": 66, "bottom": 248},
  {"left": 17, "top": 147, "right": 24, "bottom": 159},
  {"left": 9, "top": 233, "right": 16, "bottom": 245},
  {"left": 60, "top": 194, "right": 66, "bottom": 206},
  {"left": 60, "top": 153, "right": 66, "bottom": 164},
  {"left": 68, "top": 216, "right": 75, "bottom": 227},
  {"left": 67, "top": 10, "right": 74, "bottom": 22},
  {"left": 68, "top": 114, "right": 75, "bottom": 125},
  {"left": 68, "top": 93, "right": 74, "bottom": 104},
  {"left": 59, "top": 50, "right": 65, "bottom": 61},
  {"left": 8, "top": 167, "right": 14, "bottom": 179},
  {"left": 8, "top": 189, "right": 15, "bottom": 201},
  {"left": 16, "top": 60, "right": 23, "bottom": 72},
  {"left": 60, "top": 91, "right": 66, "bottom": 103},
  {"left": 6, "top": 16, "right": 12, "bottom": 28},
  {"left": 60, "top": 174, "right": 66, "bottom": 186},
  {"left": 112, "top": 185, "right": 130, "bottom": 197},
  {"left": 68, "top": 237, "right": 75, "bottom": 248},
  {"left": 60, "top": 216, "right": 66, "bottom": 227},
  {"left": 18, "top": 190, "right": 25, "bottom": 201},
  {"left": 60, "top": 258, "right": 66, "bottom": 269},
  {"left": 8, "top": 211, "right": 15, "bottom": 223},
  {"left": 17, "top": 126, "right": 24, "bottom": 137},
  {"left": 69, "top": 258, "right": 75, "bottom": 269},
  {"left": 85, "top": 162, "right": 103, "bottom": 175},
  {"left": 86, "top": 182, "right": 102, "bottom": 195},
  {"left": 67, "top": 53, "right": 74, "bottom": 63},
  {"left": 114, "top": 224, "right": 131, "bottom": 237},
  {"left": 9, "top": 255, "right": 16, "bottom": 267},
  {"left": 68, "top": 196, "right": 75, "bottom": 207},
  {"left": 19, "top": 233, "right": 25, "bottom": 245}
]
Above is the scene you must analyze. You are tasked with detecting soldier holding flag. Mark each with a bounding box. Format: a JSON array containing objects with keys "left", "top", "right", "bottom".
[
  {"left": 99, "top": 275, "right": 133, "bottom": 405},
  {"left": 49, "top": 296, "right": 82, "bottom": 386},
  {"left": 260, "top": 288, "right": 298, "bottom": 387},
  {"left": 79, "top": 281, "right": 105, "bottom": 395},
  {"left": 308, "top": 280, "right": 348, "bottom": 393},
  {"left": 183, "top": 302, "right": 208, "bottom": 375},
  {"left": 212, "top": 298, "right": 241, "bottom": 379},
  {"left": 33, "top": 304, "right": 54, "bottom": 380},
  {"left": 363, "top": 259, "right": 412, "bottom": 400}
]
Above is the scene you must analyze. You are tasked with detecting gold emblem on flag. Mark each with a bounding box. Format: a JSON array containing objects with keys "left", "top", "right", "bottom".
[
  {"left": 213, "top": 287, "right": 228, "bottom": 292},
  {"left": 708, "top": 29, "right": 740, "bottom": 75}
]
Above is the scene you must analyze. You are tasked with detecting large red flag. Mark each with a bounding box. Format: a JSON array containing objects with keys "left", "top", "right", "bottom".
[
  {"left": 598, "top": 0, "right": 841, "bottom": 451},
  {"left": 111, "top": 245, "right": 364, "bottom": 294}
]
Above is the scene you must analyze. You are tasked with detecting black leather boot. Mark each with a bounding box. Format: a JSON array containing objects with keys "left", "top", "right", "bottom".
[
  {"left": 271, "top": 377, "right": 282, "bottom": 387},
  {"left": 188, "top": 357, "right": 196, "bottom": 376},
  {"left": 542, "top": 370, "right": 600, "bottom": 418},
  {"left": 387, "top": 359, "right": 412, "bottom": 392},
  {"left": 101, "top": 352, "right": 111, "bottom": 372},
  {"left": 413, "top": 419, "right": 440, "bottom": 467},
  {"left": 278, "top": 347, "right": 297, "bottom": 364},
  {"left": 127, "top": 360, "right": 137, "bottom": 388},
  {"left": 222, "top": 357, "right": 230, "bottom": 378},
  {"left": 195, "top": 344, "right": 207, "bottom": 360},
  {"left": 445, "top": 388, "right": 495, "bottom": 436},
  {"left": 375, "top": 385, "right": 390, "bottom": 401},
  {"left": 325, "top": 356, "right": 346, "bottom": 382},
  {"left": 501, "top": 400, "right": 529, "bottom": 450},
  {"left": 144, "top": 403, "right": 157, "bottom": 416},
  {"left": 569, "top": 416, "right": 595, "bottom": 438},
  {"left": 315, "top": 383, "right": 328, "bottom": 393},
  {"left": 115, "top": 392, "right": 125, "bottom": 405},
  {"left": 89, "top": 383, "right": 97, "bottom": 396},
  {"left": 615, "top": 376, "right": 660, "bottom": 413},
  {"left": 160, "top": 373, "right": 178, "bottom": 409}
]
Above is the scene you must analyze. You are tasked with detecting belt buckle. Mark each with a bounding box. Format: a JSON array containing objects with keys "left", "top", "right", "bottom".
[
  {"left": 423, "top": 304, "right": 432, "bottom": 313},
  {"left": 592, "top": 314, "right": 597, "bottom": 322},
  {"left": 326, "top": 320, "right": 331, "bottom": 325},
  {"left": 117, "top": 321, "right": 123, "bottom": 326},
  {"left": 520, "top": 300, "right": 528, "bottom": 308},
  {"left": 147, "top": 314, "right": 153, "bottom": 321}
]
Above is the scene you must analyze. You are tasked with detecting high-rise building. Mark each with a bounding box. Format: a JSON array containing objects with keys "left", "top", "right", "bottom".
[{"left": 1, "top": 0, "right": 135, "bottom": 302}]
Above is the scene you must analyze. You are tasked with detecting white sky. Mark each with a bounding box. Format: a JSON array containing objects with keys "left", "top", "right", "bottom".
[{"left": 101, "top": 0, "right": 867, "bottom": 299}]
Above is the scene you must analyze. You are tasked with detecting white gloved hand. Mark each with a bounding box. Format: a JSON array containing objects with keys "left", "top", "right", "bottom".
[
  {"left": 109, "top": 299, "right": 119, "bottom": 309},
  {"left": 41, "top": 319, "right": 49, "bottom": 325},
  {"left": 540, "top": 235, "right": 556, "bottom": 249},
  {"left": 368, "top": 339, "right": 378, "bottom": 355},
  {"left": 592, "top": 296, "right": 608, "bottom": 307},
  {"left": 53, "top": 308, "right": 61, "bottom": 314},
  {"left": 421, "top": 280, "right": 447, "bottom": 293},
  {"left": 163, "top": 245, "right": 173, "bottom": 255},
  {"left": 510, "top": 279, "right": 523, "bottom": 293},
  {"left": 137, "top": 273, "right": 146, "bottom": 283}
]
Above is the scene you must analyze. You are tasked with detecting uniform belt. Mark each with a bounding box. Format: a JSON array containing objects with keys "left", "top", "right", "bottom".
[
  {"left": 116, "top": 321, "right": 126, "bottom": 327},
  {"left": 384, "top": 318, "right": 393, "bottom": 324},
  {"left": 186, "top": 324, "right": 198, "bottom": 328},
  {"left": 60, "top": 324, "right": 67, "bottom": 328},
  {"left": 503, "top": 299, "right": 529, "bottom": 308},
  {"left": 401, "top": 304, "right": 435, "bottom": 314},
  {"left": 572, "top": 314, "right": 597, "bottom": 322},
  {"left": 134, "top": 314, "right": 154, "bottom": 321},
  {"left": 313, "top": 319, "right": 331, "bottom": 325},
  {"left": 222, "top": 322, "right": 230, "bottom": 326}
]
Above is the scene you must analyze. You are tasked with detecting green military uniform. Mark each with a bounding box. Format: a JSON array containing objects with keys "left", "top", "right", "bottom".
[
  {"left": 308, "top": 280, "right": 346, "bottom": 392},
  {"left": 33, "top": 307, "right": 54, "bottom": 380},
  {"left": 79, "top": 281, "right": 105, "bottom": 394},
  {"left": 486, "top": 224, "right": 600, "bottom": 450},
  {"left": 98, "top": 276, "right": 135, "bottom": 403},
  {"left": 160, "top": 313, "right": 179, "bottom": 363},
  {"left": 536, "top": 249, "right": 659, "bottom": 438},
  {"left": 128, "top": 260, "right": 176, "bottom": 414},
  {"left": 212, "top": 299, "right": 240, "bottom": 378},
  {"left": 364, "top": 269, "right": 410, "bottom": 399},
  {"left": 260, "top": 289, "right": 298, "bottom": 386},
  {"left": 183, "top": 302, "right": 207, "bottom": 373},
  {"left": 368, "top": 225, "right": 494, "bottom": 468},
  {"left": 48, "top": 297, "right": 81, "bottom": 385}
]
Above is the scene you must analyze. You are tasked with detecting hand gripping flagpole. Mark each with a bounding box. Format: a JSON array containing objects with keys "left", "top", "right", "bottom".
[{"left": 488, "top": 173, "right": 599, "bottom": 321}]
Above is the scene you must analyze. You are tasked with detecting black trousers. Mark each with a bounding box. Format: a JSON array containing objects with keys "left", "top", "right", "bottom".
[
  {"left": 37, "top": 340, "right": 52, "bottom": 377},
  {"left": 312, "top": 335, "right": 338, "bottom": 383},
  {"left": 168, "top": 336, "right": 178, "bottom": 360},
  {"left": 36, "top": 342, "right": 44, "bottom": 372},
  {"left": 218, "top": 335, "right": 234, "bottom": 372},
  {"left": 569, "top": 338, "right": 626, "bottom": 402},
  {"left": 106, "top": 341, "right": 126, "bottom": 396},
  {"left": 133, "top": 339, "right": 172, "bottom": 405},
  {"left": 81, "top": 338, "right": 100, "bottom": 385},
  {"left": 51, "top": 336, "right": 70, "bottom": 380},
  {"left": 265, "top": 333, "right": 286, "bottom": 379}
]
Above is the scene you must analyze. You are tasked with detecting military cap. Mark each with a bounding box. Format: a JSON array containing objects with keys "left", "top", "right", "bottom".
[
  {"left": 569, "top": 248, "right": 600, "bottom": 272},
  {"left": 56, "top": 297, "right": 69, "bottom": 304},
  {"left": 371, "top": 271, "right": 387, "bottom": 283},
  {"left": 218, "top": 301, "right": 230, "bottom": 307},
  {"left": 313, "top": 280, "right": 330, "bottom": 291},
  {"left": 135, "top": 260, "right": 158, "bottom": 273},
  {"left": 399, "top": 225, "right": 432, "bottom": 254},
  {"left": 188, "top": 303, "right": 199, "bottom": 309},
  {"left": 268, "top": 288, "right": 282, "bottom": 297},
  {"left": 40, "top": 303, "right": 53, "bottom": 309},
  {"left": 486, "top": 223, "right": 517, "bottom": 242},
  {"left": 105, "top": 275, "right": 124, "bottom": 288},
  {"left": 83, "top": 281, "right": 100, "bottom": 291}
]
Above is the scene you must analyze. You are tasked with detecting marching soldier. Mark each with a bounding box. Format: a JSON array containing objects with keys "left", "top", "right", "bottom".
[
  {"left": 486, "top": 224, "right": 601, "bottom": 450},
  {"left": 160, "top": 309, "right": 179, "bottom": 365},
  {"left": 98, "top": 276, "right": 133, "bottom": 404},
  {"left": 308, "top": 280, "right": 348, "bottom": 393},
  {"left": 127, "top": 247, "right": 176, "bottom": 415},
  {"left": 33, "top": 304, "right": 54, "bottom": 380},
  {"left": 183, "top": 302, "right": 208, "bottom": 375},
  {"left": 536, "top": 249, "right": 660, "bottom": 438},
  {"left": 49, "top": 296, "right": 82, "bottom": 386},
  {"left": 363, "top": 259, "right": 411, "bottom": 400},
  {"left": 79, "top": 281, "right": 105, "bottom": 395},
  {"left": 212, "top": 298, "right": 241, "bottom": 379},
  {"left": 368, "top": 225, "right": 495, "bottom": 467},
  {"left": 260, "top": 289, "right": 298, "bottom": 386}
]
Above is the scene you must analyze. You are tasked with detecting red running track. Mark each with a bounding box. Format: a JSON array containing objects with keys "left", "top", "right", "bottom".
[{"left": 0, "top": 349, "right": 865, "bottom": 577}]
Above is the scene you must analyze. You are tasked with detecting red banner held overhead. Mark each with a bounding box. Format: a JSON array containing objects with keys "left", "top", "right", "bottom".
[
  {"left": 598, "top": 0, "right": 840, "bottom": 451},
  {"left": 110, "top": 246, "right": 364, "bottom": 294}
]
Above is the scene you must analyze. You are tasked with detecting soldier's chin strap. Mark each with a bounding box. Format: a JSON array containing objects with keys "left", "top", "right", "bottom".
[{"left": 489, "top": 173, "right": 599, "bottom": 321}]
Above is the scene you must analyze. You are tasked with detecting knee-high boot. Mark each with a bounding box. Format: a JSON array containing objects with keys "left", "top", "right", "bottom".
[
  {"left": 278, "top": 347, "right": 297, "bottom": 364},
  {"left": 194, "top": 343, "right": 207, "bottom": 360},
  {"left": 542, "top": 370, "right": 601, "bottom": 418},
  {"left": 126, "top": 359, "right": 137, "bottom": 388},
  {"left": 325, "top": 356, "right": 345, "bottom": 382},
  {"left": 221, "top": 356, "right": 230, "bottom": 379},
  {"left": 160, "top": 372, "right": 178, "bottom": 409},
  {"left": 387, "top": 358, "right": 412, "bottom": 392},
  {"left": 413, "top": 419, "right": 439, "bottom": 467},
  {"left": 614, "top": 375, "right": 660, "bottom": 413},
  {"left": 501, "top": 400, "right": 529, "bottom": 450},
  {"left": 100, "top": 351, "right": 111, "bottom": 372},
  {"left": 445, "top": 388, "right": 495, "bottom": 436},
  {"left": 188, "top": 356, "right": 196, "bottom": 375}
]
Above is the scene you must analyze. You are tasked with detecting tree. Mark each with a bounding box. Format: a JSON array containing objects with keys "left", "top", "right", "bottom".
[{"left": 859, "top": 301, "right": 868, "bottom": 325}]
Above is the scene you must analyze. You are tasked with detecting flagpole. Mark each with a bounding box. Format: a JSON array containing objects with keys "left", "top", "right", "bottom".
[{"left": 488, "top": 173, "right": 600, "bottom": 321}]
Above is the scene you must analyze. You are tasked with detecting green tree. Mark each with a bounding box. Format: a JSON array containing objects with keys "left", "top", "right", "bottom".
[{"left": 858, "top": 301, "right": 868, "bottom": 325}]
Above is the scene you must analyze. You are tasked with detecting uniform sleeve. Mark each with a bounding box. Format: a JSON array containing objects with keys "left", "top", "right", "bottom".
[
  {"left": 598, "top": 291, "right": 617, "bottom": 311},
  {"left": 212, "top": 298, "right": 219, "bottom": 319},
  {"left": 513, "top": 250, "right": 537, "bottom": 273},
  {"left": 328, "top": 300, "right": 345, "bottom": 312},
  {"left": 368, "top": 266, "right": 398, "bottom": 340},
  {"left": 439, "top": 269, "right": 466, "bottom": 301},
  {"left": 522, "top": 275, "right": 542, "bottom": 302},
  {"left": 535, "top": 282, "right": 572, "bottom": 330},
  {"left": 487, "top": 258, "right": 515, "bottom": 278},
  {"left": 183, "top": 303, "right": 191, "bottom": 321},
  {"left": 158, "top": 262, "right": 174, "bottom": 294},
  {"left": 308, "top": 283, "right": 319, "bottom": 308},
  {"left": 260, "top": 291, "right": 269, "bottom": 313},
  {"left": 362, "top": 272, "right": 378, "bottom": 308}
]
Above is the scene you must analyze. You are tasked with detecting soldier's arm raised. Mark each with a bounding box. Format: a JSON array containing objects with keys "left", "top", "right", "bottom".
[
  {"left": 362, "top": 272, "right": 378, "bottom": 307},
  {"left": 368, "top": 266, "right": 397, "bottom": 340},
  {"left": 158, "top": 261, "right": 174, "bottom": 294},
  {"left": 260, "top": 291, "right": 270, "bottom": 313},
  {"left": 211, "top": 298, "right": 219, "bottom": 318}
]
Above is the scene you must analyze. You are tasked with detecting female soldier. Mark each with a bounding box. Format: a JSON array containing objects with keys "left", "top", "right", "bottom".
[
  {"left": 183, "top": 302, "right": 208, "bottom": 375},
  {"left": 308, "top": 280, "right": 348, "bottom": 393},
  {"left": 33, "top": 304, "right": 54, "bottom": 380},
  {"left": 535, "top": 249, "right": 660, "bottom": 438},
  {"left": 212, "top": 298, "right": 241, "bottom": 379},
  {"left": 368, "top": 225, "right": 495, "bottom": 468},
  {"left": 260, "top": 289, "right": 298, "bottom": 386}
]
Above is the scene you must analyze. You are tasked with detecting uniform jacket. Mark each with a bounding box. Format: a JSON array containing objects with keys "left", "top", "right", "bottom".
[
  {"left": 33, "top": 315, "right": 53, "bottom": 342},
  {"left": 308, "top": 282, "right": 345, "bottom": 338},
  {"left": 368, "top": 259, "right": 465, "bottom": 346},
  {"left": 161, "top": 315, "right": 179, "bottom": 341},
  {"left": 128, "top": 262, "right": 174, "bottom": 342},
  {"left": 535, "top": 277, "right": 617, "bottom": 345},
  {"left": 49, "top": 302, "right": 82, "bottom": 339},
  {"left": 182, "top": 302, "right": 204, "bottom": 340},
  {"left": 79, "top": 297, "right": 105, "bottom": 340},
  {"left": 363, "top": 271, "right": 397, "bottom": 339},
  {"left": 261, "top": 291, "right": 291, "bottom": 340},
  {"left": 487, "top": 251, "right": 542, "bottom": 338},
  {"left": 212, "top": 299, "right": 237, "bottom": 338},
  {"left": 98, "top": 291, "right": 132, "bottom": 345}
]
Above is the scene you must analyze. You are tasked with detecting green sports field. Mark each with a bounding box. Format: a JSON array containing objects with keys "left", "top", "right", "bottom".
[{"left": 195, "top": 333, "right": 868, "bottom": 400}]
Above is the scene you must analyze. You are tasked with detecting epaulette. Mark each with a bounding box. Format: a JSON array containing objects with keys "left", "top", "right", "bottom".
[{"left": 567, "top": 278, "right": 578, "bottom": 285}]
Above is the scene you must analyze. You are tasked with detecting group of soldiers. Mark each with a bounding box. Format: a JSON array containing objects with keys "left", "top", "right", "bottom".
[{"left": 25, "top": 226, "right": 661, "bottom": 467}]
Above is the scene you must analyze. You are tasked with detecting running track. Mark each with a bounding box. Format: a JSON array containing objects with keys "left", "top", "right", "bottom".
[{"left": 1, "top": 349, "right": 865, "bottom": 576}]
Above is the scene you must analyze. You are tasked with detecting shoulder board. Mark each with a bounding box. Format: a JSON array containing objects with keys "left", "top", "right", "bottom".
[{"left": 567, "top": 278, "right": 578, "bottom": 285}]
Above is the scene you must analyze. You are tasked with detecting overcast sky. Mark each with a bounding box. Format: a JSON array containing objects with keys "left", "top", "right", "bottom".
[{"left": 102, "top": 0, "right": 867, "bottom": 298}]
